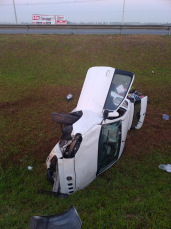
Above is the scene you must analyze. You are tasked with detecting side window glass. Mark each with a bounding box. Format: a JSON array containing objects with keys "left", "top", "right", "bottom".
[{"left": 97, "top": 121, "right": 121, "bottom": 175}]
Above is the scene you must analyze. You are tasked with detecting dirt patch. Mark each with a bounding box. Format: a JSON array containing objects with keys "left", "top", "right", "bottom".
[
  {"left": 0, "top": 85, "right": 82, "bottom": 167},
  {"left": 126, "top": 106, "right": 171, "bottom": 156},
  {"left": 0, "top": 102, "right": 18, "bottom": 113}
]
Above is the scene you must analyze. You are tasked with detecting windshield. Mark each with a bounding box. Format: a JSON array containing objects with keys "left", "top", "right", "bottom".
[{"left": 104, "top": 73, "right": 132, "bottom": 111}]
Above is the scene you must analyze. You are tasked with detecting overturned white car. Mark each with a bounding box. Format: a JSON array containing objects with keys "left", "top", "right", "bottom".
[{"left": 46, "top": 67, "right": 148, "bottom": 195}]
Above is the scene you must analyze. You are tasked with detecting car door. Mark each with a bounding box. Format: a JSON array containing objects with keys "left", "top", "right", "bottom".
[
  {"left": 131, "top": 96, "right": 148, "bottom": 129},
  {"left": 97, "top": 69, "right": 135, "bottom": 175},
  {"left": 97, "top": 120, "right": 122, "bottom": 175},
  {"left": 135, "top": 96, "right": 148, "bottom": 129}
]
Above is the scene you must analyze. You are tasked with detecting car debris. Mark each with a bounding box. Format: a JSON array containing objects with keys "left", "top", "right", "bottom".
[
  {"left": 29, "top": 204, "right": 82, "bottom": 229},
  {"left": 66, "top": 93, "right": 73, "bottom": 101},
  {"left": 46, "top": 66, "right": 148, "bottom": 195},
  {"left": 163, "top": 114, "right": 169, "bottom": 120},
  {"left": 28, "top": 166, "right": 33, "bottom": 170},
  {"left": 159, "top": 164, "right": 171, "bottom": 173}
]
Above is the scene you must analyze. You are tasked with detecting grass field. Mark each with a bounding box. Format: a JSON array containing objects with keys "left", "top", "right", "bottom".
[{"left": 0, "top": 34, "right": 171, "bottom": 229}]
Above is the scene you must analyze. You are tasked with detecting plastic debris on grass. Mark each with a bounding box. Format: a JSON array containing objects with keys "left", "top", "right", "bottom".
[
  {"left": 159, "top": 164, "right": 171, "bottom": 173},
  {"left": 66, "top": 93, "right": 73, "bottom": 101},
  {"left": 163, "top": 114, "right": 169, "bottom": 120},
  {"left": 29, "top": 204, "right": 82, "bottom": 229},
  {"left": 28, "top": 166, "right": 33, "bottom": 170}
]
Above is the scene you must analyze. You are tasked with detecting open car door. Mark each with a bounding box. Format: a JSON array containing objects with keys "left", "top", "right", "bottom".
[{"left": 131, "top": 96, "right": 148, "bottom": 129}]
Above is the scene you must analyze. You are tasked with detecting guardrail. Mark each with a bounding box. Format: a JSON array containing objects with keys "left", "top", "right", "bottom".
[{"left": 0, "top": 24, "right": 171, "bottom": 35}]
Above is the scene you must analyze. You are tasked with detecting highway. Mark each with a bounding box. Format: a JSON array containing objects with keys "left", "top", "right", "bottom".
[{"left": 0, "top": 29, "right": 169, "bottom": 35}]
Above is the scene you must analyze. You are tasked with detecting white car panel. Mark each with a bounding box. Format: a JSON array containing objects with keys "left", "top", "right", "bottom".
[
  {"left": 135, "top": 96, "right": 148, "bottom": 129},
  {"left": 76, "top": 67, "right": 114, "bottom": 116},
  {"left": 128, "top": 101, "right": 134, "bottom": 130},
  {"left": 72, "top": 110, "right": 102, "bottom": 136},
  {"left": 119, "top": 107, "right": 130, "bottom": 158},
  {"left": 46, "top": 142, "right": 62, "bottom": 169},
  {"left": 75, "top": 125, "right": 101, "bottom": 190},
  {"left": 57, "top": 158, "right": 76, "bottom": 195}
]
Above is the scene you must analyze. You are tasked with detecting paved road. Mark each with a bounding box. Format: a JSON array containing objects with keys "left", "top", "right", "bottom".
[{"left": 0, "top": 29, "right": 170, "bottom": 35}]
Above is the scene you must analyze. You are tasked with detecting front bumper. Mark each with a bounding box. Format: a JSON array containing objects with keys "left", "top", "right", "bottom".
[{"left": 46, "top": 143, "right": 76, "bottom": 195}]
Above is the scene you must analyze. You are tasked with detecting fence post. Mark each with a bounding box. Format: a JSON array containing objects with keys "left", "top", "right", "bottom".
[
  {"left": 26, "top": 26, "right": 28, "bottom": 34},
  {"left": 120, "top": 26, "right": 123, "bottom": 35}
]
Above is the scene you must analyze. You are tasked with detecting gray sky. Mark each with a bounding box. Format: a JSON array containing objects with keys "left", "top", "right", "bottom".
[{"left": 0, "top": 0, "right": 171, "bottom": 24}]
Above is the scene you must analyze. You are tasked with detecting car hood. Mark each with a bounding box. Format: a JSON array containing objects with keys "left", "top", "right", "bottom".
[
  {"left": 76, "top": 66, "right": 115, "bottom": 117},
  {"left": 75, "top": 66, "right": 134, "bottom": 117}
]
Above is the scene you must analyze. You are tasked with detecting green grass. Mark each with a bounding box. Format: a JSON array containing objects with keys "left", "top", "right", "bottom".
[{"left": 0, "top": 34, "right": 171, "bottom": 229}]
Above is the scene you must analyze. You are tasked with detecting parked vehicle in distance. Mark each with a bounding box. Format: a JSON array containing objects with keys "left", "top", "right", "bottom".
[{"left": 46, "top": 66, "right": 148, "bottom": 195}]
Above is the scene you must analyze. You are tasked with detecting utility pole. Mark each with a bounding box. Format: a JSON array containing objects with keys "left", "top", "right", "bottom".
[
  {"left": 13, "top": 0, "right": 18, "bottom": 24},
  {"left": 122, "top": 0, "right": 126, "bottom": 25}
]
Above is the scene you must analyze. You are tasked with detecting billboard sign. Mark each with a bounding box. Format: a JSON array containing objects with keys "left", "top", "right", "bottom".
[
  {"left": 32, "top": 14, "right": 67, "bottom": 25},
  {"left": 56, "top": 15, "right": 67, "bottom": 25}
]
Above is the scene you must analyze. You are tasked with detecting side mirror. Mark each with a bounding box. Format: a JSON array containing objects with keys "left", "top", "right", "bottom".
[
  {"left": 108, "top": 111, "right": 119, "bottom": 118},
  {"left": 103, "top": 110, "right": 119, "bottom": 120}
]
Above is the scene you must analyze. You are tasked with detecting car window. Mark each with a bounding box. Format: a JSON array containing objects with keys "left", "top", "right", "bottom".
[
  {"left": 104, "top": 73, "right": 132, "bottom": 111},
  {"left": 97, "top": 121, "right": 121, "bottom": 175}
]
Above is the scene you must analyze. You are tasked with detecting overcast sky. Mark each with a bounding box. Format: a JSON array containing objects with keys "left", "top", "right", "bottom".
[{"left": 0, "top": 0, "right": 171, "bottom": 24}]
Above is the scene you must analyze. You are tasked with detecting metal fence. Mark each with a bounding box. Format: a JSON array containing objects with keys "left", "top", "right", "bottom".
[{"left": 0, "top": 24, "right": 170, "bottom": 35}]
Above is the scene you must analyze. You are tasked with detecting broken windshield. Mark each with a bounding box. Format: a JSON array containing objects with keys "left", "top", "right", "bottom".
[{"left": 104, "top": 73, "right": 132, "bottom": 111}]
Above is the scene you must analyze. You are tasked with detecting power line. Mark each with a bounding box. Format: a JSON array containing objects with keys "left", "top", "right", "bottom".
[{"left": 0, "top": 0, "right": 111, "bottom": 6}]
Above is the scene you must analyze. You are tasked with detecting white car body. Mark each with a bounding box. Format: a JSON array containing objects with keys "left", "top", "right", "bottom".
[{"left": 46, "top": 67, "right": 148, "bottom": 195}]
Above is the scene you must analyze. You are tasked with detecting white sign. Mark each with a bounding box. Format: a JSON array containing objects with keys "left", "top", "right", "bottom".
[
  {"left": 32, "top": 14, "right": 67, "bottom": 25},
  {"left": 56, "top": 15, "right": 67, "bottom": 25}
]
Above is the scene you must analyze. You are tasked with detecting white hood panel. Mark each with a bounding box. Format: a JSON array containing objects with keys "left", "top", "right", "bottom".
[{"left": 76, "top": 67, "right": 115, "bottom": 116}]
